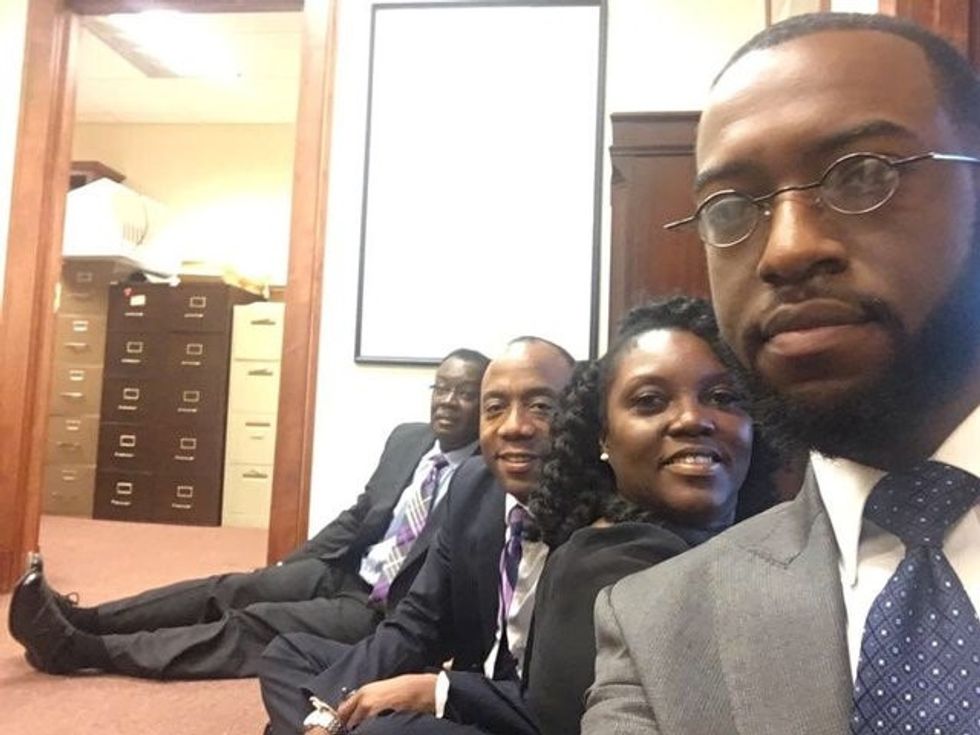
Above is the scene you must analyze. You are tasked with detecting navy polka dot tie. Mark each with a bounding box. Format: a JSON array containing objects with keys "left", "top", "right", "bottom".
[{"left": 851, "top": 461, "right": 980, "bottom": 735}]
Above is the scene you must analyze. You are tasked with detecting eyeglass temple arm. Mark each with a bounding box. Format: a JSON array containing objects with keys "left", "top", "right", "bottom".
[
  {"left": 929, "top": 152, "right": 980, "bottom": 165},
  {"left": 663, "top": 215, "right": 696, "bottom": 231}
]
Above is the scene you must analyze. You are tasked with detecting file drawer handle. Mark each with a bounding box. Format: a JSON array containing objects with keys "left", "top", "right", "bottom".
[
  {"left": 110, "top": 499, "right": 132, "bottom": 507},
  {"left": 244, "top": 470, "right": 269, "bottom": 479},
  {"left": 175, "top": 455, "right": 195, "bottom": 462},
  {"left": 248, "top": 369, "right": 274, "bottom": 377},
  {"left": 245, "top": 421, "right": 271, "bottom": 428},
  {"left": 183, "top": 312, "right": 205, "bottom": 319},
  {"left": 177, "top": 407, "right": 199, "bottom": 413},
  {"left": 121, "top": 358, "right": 143, "bottom": 364},
  {"left": 180, "top": 360, "right": 202, "bottom": 367},
  {"left": 113, "top": 451, "right": 135, "bottom": 458},
  {"left": 56, "top": 441, "right": 81, "bottom": 449},
  {"left": 171, "top": 502, "right": 193, "bottom": 510},
  {"left": 250, "top": 318, "right": 277, "bottom": 326},
  {"left": 65, "top": 342, "right": 90, "bottom": 351},
  {"left": 123, "top": 310, "right": 145, "bottom": 318},
  {"left": 118, "top": 405, "right": 137, "bottom": 411},
  {"left": 60, "top": 392, "right": 84, "bottom": 399},
  {"left": 72, "top": 291, "right": 94, "bottom": 301}
]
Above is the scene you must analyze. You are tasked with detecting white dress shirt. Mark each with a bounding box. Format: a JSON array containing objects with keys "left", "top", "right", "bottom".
[
  {"left": 358, "top": 440, "right": 477, "bottom": 587},
  {"left": 812, "top": 403, "right": 980, "bottom": 679}
]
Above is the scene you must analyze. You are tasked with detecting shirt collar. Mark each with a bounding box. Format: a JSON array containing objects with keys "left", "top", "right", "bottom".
[
  {"left": 504, "top": 492, "right": 533, "bottom": 525},
  {"left": 813, "top": 401, "right": 980, "bottom": 585},
  {"left": 433, "top": 439, "right": 478, "bottom": 468}
]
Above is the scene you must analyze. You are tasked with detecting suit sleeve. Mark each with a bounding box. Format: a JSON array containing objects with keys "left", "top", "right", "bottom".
[
  {"left": 580, "top": 587, "right": 661, "bottom": 735},
  {"left": 281, "top": 424, "right": 422, "bottom": 563},
  {"left": 302, "top": 494, "right": 458, "bottom": 705},
  {"left": 443, "top": 672, "right": 539, "bottom": 735}
]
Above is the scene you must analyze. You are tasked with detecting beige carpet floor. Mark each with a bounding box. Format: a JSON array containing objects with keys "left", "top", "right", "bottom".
[{"left": 0, "top": 515, "right": 269, "bottom": 735}]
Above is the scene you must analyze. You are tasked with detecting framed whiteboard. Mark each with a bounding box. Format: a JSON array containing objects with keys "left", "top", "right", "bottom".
[{"left": 355, "top": 1, "right": 606, "bottom": 364}]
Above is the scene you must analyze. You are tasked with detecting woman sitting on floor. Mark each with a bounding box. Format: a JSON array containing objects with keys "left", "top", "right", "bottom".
[{"left": 523, "top": 295, "right": 780, "bottom": 735}]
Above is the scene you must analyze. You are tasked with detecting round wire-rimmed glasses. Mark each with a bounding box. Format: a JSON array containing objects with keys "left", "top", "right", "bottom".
[{"left": 664, "top": 151, "right": 980, "bottom": 248}]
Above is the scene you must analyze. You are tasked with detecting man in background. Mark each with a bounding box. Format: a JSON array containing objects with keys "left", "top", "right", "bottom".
[
  {"left": 9, "top": 348, "right": 489, "bottom": 680},
  {"left": 583, "top": 13, "right": 980, "bottom": 734},
  {"left": 259, "top": 337, "right": 575, "bottom": 735}
]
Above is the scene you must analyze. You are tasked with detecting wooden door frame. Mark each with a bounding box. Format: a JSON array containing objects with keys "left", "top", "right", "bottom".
[{"left": 0, "top": 0, "right": 334, "bottom": 591}]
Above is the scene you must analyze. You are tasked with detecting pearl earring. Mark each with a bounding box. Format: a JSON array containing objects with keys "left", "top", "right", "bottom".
[{"left": 599, "top": 450, "right": 609, "bottom": 462}]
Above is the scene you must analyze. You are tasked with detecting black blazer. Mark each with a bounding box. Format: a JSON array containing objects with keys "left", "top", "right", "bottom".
[
  {"left": 303, "top": 457, "right": 509, "bottom": 693},
  {"left": 283, "top": 422, "right": 462, "bottom": 608},
  {"left": 523, "top": 523, "right": 692, "bottom": 735}
]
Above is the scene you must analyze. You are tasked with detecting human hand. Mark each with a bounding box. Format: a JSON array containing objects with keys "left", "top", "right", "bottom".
[{"left": 336, "top": 673, "right": 438, "bottom": 728}]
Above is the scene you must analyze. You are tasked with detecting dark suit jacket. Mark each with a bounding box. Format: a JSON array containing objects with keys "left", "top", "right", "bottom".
[
  {"left": 524, "top": 522, "right": 691, "bottom": 735},
  {"left": 582, "top": 470, "right": 852, "bottom": 735},
  {"left": 302, "top": 457, "right": 540, "bottom": 734},
  {"left": 282, "top": 422, "right": 458, "bottom": 609}
]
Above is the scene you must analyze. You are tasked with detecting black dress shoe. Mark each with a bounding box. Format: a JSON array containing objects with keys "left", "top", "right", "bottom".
[
  {"left": 8, "top": 571, "right": 80, "bottom": 674},
  {"left": 8, "top": 570, "right": 42, "bottom": 645}
]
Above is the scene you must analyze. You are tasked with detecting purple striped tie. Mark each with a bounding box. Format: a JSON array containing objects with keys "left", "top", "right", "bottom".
[
  {"left": 493, "top": 505, "right": 528, "bottom": 679},
  {"left": 369, "top": 455, "right": 448, "bottom": 603},
  {"left": 498, "top": 506, "right": 527, "bottom": 630}
]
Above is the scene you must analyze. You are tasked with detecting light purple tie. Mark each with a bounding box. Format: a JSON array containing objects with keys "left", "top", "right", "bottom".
[{"left": 369, "top": 455, "right": 448, "bottom": 603}]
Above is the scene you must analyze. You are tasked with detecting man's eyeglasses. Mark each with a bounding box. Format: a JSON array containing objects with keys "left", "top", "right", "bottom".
[
  {"left": 664, "top": 151, "right": 980, "bottom": 248},
  {"left": 430, "top": 383, "right": 479, "bottom": 402}
]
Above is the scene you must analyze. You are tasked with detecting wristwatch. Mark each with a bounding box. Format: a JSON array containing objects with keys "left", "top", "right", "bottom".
[{"left": 302, "top": 696, "right": 348, "bottom": 735}]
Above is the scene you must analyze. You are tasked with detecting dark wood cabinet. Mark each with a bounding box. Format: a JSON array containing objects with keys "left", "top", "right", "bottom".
[
  {"left": 94, "top": 282, "right": 260, "bottom": 526},
  {"left": 608, "top": 112, "right": 706, "bottom": 338}
]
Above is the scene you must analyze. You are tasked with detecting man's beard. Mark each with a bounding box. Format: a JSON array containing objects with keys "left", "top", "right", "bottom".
[{"left": 728, "top": 244, "right": 980, "bottom": 469}]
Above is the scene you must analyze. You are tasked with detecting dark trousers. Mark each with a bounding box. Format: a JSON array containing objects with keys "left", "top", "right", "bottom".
[
  {"left": 92, "top": 557, "right": 380, "bottom": 679},
  {"left": 259, "top": 633, "right": 508, "bottom": 735}
]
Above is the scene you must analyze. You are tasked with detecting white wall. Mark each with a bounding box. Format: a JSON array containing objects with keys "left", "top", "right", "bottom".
[
  {"left": 0, "top": 0, "right": 29, "bottom": 312},
  {"left": 72, "top": 123, "right": 295, "bottom": 284},
  {"left": 306, "top": 0, "right": 768, "bottom": 534}
]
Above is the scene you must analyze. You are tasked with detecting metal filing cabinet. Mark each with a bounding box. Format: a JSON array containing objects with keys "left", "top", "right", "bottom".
[
  {"left": 42, "top": 257, "right": 137, "bottom": 517},
  {"left": 221, "top": 302, "right": 285, "bottom": 528},
  {"left": 94, "top": 281, "right": 260, "bottom": 525}
]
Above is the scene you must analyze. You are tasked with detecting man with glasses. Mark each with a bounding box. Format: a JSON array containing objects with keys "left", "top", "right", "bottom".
[
  {"left": 584, "top": 12, "right": 980, "bottom": 735},
  {"left": 9, "top": 348, "right": 488, "bottom": 680}
]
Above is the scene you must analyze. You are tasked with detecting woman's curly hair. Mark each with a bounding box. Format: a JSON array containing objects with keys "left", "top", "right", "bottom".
[{"left": 528, "top": 295, "right": 782, "bottom": 548}]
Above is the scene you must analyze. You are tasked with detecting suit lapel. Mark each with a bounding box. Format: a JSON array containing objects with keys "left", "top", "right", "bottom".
[
  {"left": 472, "top": 488, "right": 507, "bottom": 655},
  {"left": 363, "top": 428, "right": 436, "bottom": 531},
  {"left": 717, "top": 472, "right": 853, "bottom": 734}
]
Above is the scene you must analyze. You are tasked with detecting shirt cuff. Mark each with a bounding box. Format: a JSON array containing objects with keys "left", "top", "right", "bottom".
[{"left": 434, "top": 670, "right": 450, "bottom": 718}]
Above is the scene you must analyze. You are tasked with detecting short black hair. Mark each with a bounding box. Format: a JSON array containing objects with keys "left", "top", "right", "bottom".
[
  {"left": 506, "top": 335, "right": 576, "bottom": 368},
  {"left": 529, "top": 296, "right": 781, "bottom": 548},
  {"left": 440, "top": 348, "right": 490, "bottom": 375},
  {"left": 716, "top": 12, "right": 980, "bottom": 132}
]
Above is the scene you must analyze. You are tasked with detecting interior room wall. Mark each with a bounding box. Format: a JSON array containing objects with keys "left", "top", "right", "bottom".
[
  {"left": 72, "top": 123, "right": 295, "bottom": 284},
  {"left": 306, "top": 0, "right": 768, "bottom": 534},
  {"left": 0, "top": 0, "right": 30, "bottom": 311}
]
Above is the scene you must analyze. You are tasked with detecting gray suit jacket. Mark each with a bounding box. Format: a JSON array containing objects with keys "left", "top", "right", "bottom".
[{"left": 582, "top": 471, "right": 853, "bottom": 734}]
